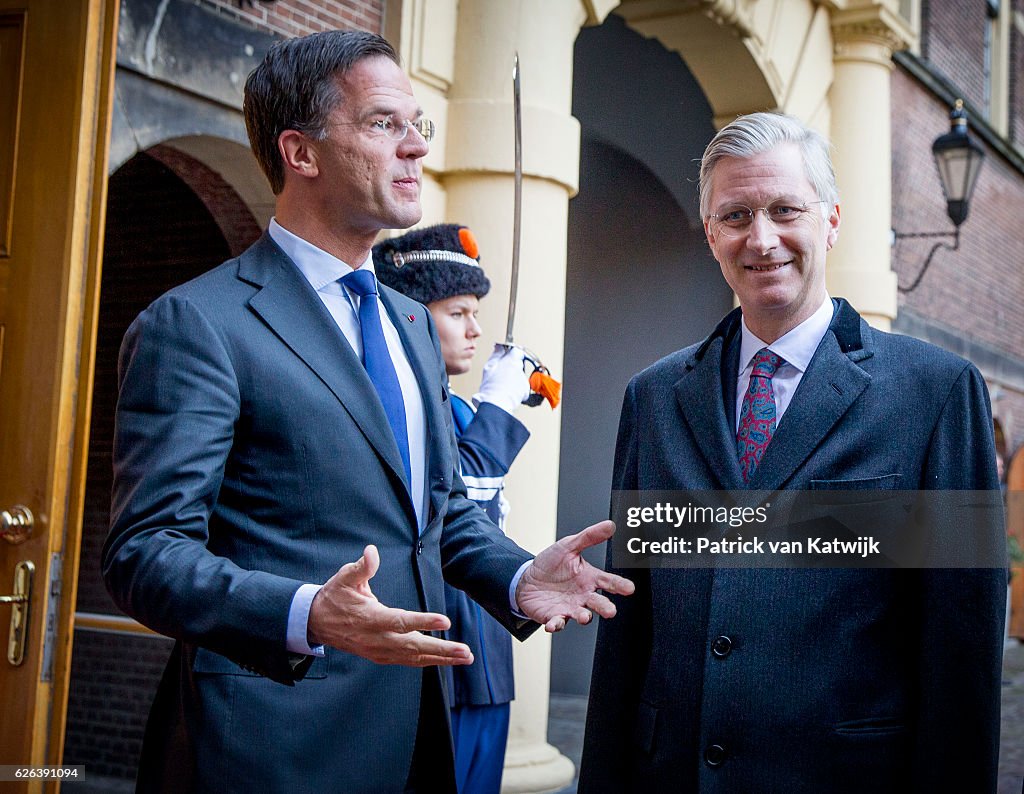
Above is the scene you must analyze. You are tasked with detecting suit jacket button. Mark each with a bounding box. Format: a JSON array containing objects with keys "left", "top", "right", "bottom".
[
  {"left": 711, "top": 635, "right": 733, "bottom": 658},
  {"left": 704, "top": 744, "right": 727, "bottom": 767},
  {"left": 416, "top": 541, "right": 424, "bottom": 555}
]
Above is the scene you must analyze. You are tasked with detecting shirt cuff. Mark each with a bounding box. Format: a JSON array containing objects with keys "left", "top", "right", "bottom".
[
  {"left": 286, "top": 583, "right": 326, "bottom": 657},
  {"left": 509, "top": 559, "right": 534, "bottom": 619}
]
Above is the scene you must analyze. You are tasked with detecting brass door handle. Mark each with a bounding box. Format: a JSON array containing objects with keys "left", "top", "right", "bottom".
[
  {"left": 1, "top": 505, "right": 33, "bottom": 544},
  {"left": 2, "top": 561, "right": 33, "bottom": 665}
]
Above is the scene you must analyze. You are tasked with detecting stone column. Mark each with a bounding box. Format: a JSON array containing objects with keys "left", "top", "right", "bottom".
[
  {"left": 433, "top": 0, "right": 616, "bottom": 791},
  {"left": 828, "top": 3, "right": 914, "bottom": 330}
]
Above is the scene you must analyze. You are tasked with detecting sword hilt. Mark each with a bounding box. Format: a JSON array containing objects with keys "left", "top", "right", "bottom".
[{"left": 501, "top": 344, "right": 561, "bottom": 409}]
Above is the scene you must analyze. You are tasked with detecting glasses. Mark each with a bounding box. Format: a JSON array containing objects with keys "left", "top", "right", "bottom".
[
  {"left": 709, "top": 199, "right": 828, "bottom": 237},
  {"left": 368, "top": 115, "right": 435, "bottom": 143},
  {"left": 332, "top": 115, "right": 436, "bottom": 143}
]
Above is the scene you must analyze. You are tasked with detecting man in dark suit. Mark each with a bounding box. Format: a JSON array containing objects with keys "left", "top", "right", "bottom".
[
  {"left": 578, "top": 112, "right": 1005, "bottom": 792},
  {"left": 102, "top": 31, "right": 631, "bottom": 794}
]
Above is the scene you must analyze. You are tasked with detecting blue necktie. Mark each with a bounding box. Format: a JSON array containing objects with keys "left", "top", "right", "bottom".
[{"left": 341, "top": 269, "right": 412, "bottom": 487}]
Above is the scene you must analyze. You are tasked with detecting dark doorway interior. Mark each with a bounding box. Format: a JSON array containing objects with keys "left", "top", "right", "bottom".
[{"left": 551, "top": 14, "right": 731, "bottom": 697}]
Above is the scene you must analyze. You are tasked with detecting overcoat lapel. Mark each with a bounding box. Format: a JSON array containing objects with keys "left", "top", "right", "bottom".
[
  {"left": 673, "top": 300, "right": 874, "bottom": 492},
  {"left": 747, "top": 300, "right": 874, "bottom": 490},
  {"left": 674, "top": 309, "right": 745, "bottom": 491},
  {"left": 240, "top": 236, "right": 416, "bottom": 521}
]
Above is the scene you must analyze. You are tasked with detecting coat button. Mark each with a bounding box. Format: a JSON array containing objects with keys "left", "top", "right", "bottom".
[
  {"left": 704, "top": 744, "right": 727, "bottom": 767},
  {"left": 416, "top": 541, "right": 424, "bottom": 555},
  {"left": 711, "top": 635, "right": 733, "bottom": 658}
]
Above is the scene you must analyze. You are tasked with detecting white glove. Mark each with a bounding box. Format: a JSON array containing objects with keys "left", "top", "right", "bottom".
[{"left": 472, "top": 344, "right": 532, "bottom": 415}]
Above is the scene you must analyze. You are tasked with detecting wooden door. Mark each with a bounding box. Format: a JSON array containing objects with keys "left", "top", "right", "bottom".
[
  {"left": 1008, "top": 447, "right": 1024, "bottom": 638},
  {"left": 0, "top": 0, "right": 117, "bottom": 786}
]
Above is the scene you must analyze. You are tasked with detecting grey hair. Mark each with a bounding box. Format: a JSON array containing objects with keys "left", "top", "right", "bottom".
[
  {"left": 698, "top": 112, "right": 839, "bottom": 218},
  {"left": 243, "top": 30, "right": 400, "bottom": 195}
]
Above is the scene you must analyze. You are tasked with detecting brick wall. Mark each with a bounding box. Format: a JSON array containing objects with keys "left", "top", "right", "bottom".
[
  {"left": 63, "top": 633, "right": 174, "bottom": 785},
  {"left": 197, "top": 0, "right": 384, "bottom": 38},
  {"left": 923, "top": 0, "right": 990, "bottom": 115},
  {"left": 892, "top": 66, "right": 1024, "bottom": 451},
  {"left": 891, "top": 68, "right": 1024, "bottom": 361}
]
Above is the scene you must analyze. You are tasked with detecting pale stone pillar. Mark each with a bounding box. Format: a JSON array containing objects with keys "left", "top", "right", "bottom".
[
  {"left": 439, "top": 1, "right": 613, "bottom": 791},
  {"left": 827, "top": 4, "right": 914, "bottom": 329}
]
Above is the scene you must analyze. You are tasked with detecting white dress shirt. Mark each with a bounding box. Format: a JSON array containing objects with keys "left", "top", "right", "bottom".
[
  {"left": 735, "top": 295, "right": 835, "bottom": 433},
  {"left": 268, "top": 218, "right": 427, "bottom": 655}
]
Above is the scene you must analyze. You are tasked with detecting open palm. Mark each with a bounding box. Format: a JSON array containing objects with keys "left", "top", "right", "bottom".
[{"left": 516, "top": 520, "right": 634, "bottom": 632}]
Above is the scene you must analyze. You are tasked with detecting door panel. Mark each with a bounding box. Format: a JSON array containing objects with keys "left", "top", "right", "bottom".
[
  {"left": 0, "top": 11, "right": 25, "bottom": 258},
  {"left": 0, "top": 0, "right": 117, "bottom": 786},
  {"left": 1009, "top": 449, "right": 1024, "bottom": 638}
]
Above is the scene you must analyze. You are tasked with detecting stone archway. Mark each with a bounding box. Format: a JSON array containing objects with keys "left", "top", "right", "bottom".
[
  {"left": 147, "top": 140, "right": 265, "bottom": 256},
  {"left": 606, "top": 0, "right": 912, "bottom": 325},
  {"left": 611, "top": 0, "right": 834, "bottom": 127},
  {"left": 158, "top": 135, "right": 275, "bottom": 234}
]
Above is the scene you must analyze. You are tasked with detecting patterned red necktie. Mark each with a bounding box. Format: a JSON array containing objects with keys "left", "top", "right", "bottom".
[{"left": 737, "top": 348, "right": 783, "bottom": 483}]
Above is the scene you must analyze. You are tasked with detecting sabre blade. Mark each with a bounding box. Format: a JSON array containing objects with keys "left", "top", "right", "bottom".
[{"left": 506, "top": 52, "right": 523, "bottom": 345}]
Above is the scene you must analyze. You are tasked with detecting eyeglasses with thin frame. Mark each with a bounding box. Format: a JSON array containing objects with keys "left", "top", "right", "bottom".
[
  {"left": 709, "top": 199, "right": 828, "bottom": 237},
  {"left": 342, "top": 115, "right": 435, "bottom": 143}
]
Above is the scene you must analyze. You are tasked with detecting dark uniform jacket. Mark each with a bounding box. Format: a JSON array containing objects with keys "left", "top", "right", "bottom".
[{"left": 445, "top": 394, "right": 530, "bottom": 707}]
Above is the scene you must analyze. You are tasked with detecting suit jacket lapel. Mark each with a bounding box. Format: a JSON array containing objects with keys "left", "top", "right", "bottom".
[
  {"left": 674, "top": 311, "right": 745, "bottom": 490},
  {"left": 240, "top": 236, "right": 414, "bottom": 511},
  {"left": 747, "top": 301, "right": 873, "bottom": 490}
]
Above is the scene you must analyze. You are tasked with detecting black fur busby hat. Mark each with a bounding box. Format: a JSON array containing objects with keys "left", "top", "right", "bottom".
[{"left": 373, "top": 224, "right": 490, "bottom": 305}]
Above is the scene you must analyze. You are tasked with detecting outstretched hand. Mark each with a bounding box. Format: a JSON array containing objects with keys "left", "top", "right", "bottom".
[
  {"left": 515, "top": 520, "right": 634, "bottom": 633},
  {"left": 307, "top": 545, "right": 473, "bottom": 667}
]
